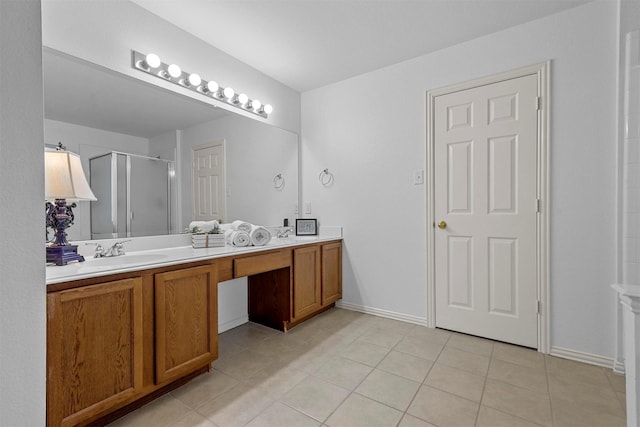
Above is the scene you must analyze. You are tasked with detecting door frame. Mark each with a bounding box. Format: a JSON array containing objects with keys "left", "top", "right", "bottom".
[{"left": 426, "top": 62, "right": 550, "bottom": 353}]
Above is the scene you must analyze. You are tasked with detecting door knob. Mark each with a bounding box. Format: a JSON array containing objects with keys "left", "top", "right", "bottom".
[{"left": 437, "top": 221, "right": 447, "bottom": 229}]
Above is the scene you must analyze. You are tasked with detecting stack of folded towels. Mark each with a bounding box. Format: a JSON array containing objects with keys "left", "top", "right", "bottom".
[
  {"left": 187, "top": 220, "right": 271, "bottom": 247},
  {"left": 221, "top": 220, "right": 272, "bottom": 247}
]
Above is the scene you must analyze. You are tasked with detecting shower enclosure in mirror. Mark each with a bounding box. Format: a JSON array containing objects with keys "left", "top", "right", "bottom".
[{"left": 90, "top": 152, "right": 175, "bottom": 239}]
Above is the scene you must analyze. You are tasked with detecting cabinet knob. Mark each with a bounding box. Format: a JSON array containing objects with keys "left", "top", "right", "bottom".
[{"left": 437, "top": 221, "right": 447, "bottom": 229}]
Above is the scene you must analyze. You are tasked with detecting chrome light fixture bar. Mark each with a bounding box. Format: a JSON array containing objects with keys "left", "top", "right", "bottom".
[{"left": 132, "top": 51, "right": 273, "bottom": 118}]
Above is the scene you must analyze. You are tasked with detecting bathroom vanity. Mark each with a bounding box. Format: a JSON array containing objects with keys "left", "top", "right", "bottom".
[{"left": 46, "top": 236, "right": 342, "bottom": 426}]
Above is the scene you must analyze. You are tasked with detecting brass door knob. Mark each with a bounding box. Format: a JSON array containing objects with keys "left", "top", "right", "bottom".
[{"left": 437, "top": 221, "right": 447, "bottom": 229}]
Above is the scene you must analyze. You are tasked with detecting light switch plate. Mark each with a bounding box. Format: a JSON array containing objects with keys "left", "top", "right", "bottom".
[{"left": 305, "top": 202, "right": 312, "bottom": 214}]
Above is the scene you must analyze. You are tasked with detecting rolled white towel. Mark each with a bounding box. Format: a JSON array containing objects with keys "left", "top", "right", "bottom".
[
  {"left": 226, "top": 230, "right": 251, "bottom": 247},
  {"left": 231, "top": 220, "right": 253, "bottom": 233},
  {"left": 219, "top": 223, "right": 233, "bottom": 232},
  {"left": 188, "top": 220, "right": 219, "bottom": 233},
  {"left": 250, "top": 225, "right": 272, "bottom": 246}
]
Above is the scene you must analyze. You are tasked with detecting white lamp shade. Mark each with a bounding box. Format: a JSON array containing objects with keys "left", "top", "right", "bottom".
[{"left": 45, "top": 150, "right": 97, "bottom": 201}]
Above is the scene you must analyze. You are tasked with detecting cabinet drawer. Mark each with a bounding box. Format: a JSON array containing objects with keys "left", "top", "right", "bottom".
[{"left": 234, "top": 250, "right": 292, "bottom": 277}]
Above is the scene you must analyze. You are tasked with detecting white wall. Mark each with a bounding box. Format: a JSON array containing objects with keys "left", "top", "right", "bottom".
[
  {"left": 44, "top": 119, "right": 150, "bottom": 240},
  {"left": 302, "top": 1, "right": 619, "bottom": 359},
  {"left": 0, "top": 1, "right": 46, "bottom": 425},
  {"left": 179, "top": 114, "right": 298, "bottom": 228},
  {"left": 41, "top": 0, "right": 301, "bottom": 134}
]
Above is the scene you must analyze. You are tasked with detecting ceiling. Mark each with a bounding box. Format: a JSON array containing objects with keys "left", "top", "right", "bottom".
[
  {"left": 130, "top": 0, "right": 591, "bottom": 92},
  {"left": 43, "top": 0, "right": 592, "bottom": 139}
]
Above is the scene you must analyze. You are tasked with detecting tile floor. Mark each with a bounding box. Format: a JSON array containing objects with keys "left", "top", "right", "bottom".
[{"left": 110, "top": 308, "right": 627, "bottom": 427}]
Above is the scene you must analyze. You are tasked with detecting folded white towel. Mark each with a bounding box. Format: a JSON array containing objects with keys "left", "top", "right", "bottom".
[
  {"left": 189, "top": 220, "right": 219, "bottom": 233},
  {"left": 250, "top": 225, "right": 272, "bottom": 246},
  {"left": 231, "top": 220, "right": 253, "bottom": 233},
  {"left": 226, "top": 230, "right": 251, "bottom": 247}
]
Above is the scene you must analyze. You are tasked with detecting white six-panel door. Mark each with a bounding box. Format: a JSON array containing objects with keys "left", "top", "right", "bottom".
[
  {"left": 434, "top": 74, "right": 538, "bottom": 347},
  {"left": 192, "top": 142, "right": 226, "bottom": 222}
]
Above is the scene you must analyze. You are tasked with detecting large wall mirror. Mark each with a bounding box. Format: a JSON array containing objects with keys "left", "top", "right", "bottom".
[{"left": 43, "top": 48, "right": 299, "bottom": 241}]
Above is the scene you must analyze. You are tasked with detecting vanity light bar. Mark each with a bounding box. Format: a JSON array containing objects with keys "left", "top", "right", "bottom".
[{"left": 132, "top": 51, "right": 273, "bottom": 118}]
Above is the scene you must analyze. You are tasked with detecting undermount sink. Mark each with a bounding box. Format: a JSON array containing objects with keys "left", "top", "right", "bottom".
[{"left": 88, "top": 253, "right": 168, "bottom": 266}]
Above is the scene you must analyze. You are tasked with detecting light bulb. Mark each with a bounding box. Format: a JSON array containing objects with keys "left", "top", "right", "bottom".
[
  {"left": 145, "top": 53, "right": 161, "bottom": 69},
  {"left": 263, "top": 104, "right": 273, "bottom": 114},
  {"left": 238, "top": 93, "right": 249, "bottom": 105},
  {"left": 251, "top": 99, "right": 262, "bottom": 110},
  {"left": 167, "top": 64, "right": 181, "bottom": 78},
  {"left": 206, "top": 81, "right": 219, "bottom": 93},
  {"left": 223, "top": 87, "right": 235, "bottom": 99},
  {"left": 188, "top": 73, "right": 201, "bottom": 86}
]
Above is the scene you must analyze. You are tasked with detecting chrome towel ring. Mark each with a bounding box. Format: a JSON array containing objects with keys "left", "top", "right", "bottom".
[
  {"left": 273, "top": 173, "right": 285, "bottom": 189},
  {"left": 319, "top": 168, "right": 334, "bottom": 186}
]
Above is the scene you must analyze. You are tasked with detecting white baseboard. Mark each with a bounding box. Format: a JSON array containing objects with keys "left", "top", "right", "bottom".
[
  {"left": 613, "top": 359, "right": 626, "bottom": 375},
  {"left": 219, "top": 315, "right": 249, "bottom": 333},
  {"left": 550, "top": 346, "right": 615, "bottom": 369},
  {"left": 337, "top": 302, "right": 618, "bottom": 371},
  {"left": 336, "top": 301, "right": 429, "bottom": 327}
]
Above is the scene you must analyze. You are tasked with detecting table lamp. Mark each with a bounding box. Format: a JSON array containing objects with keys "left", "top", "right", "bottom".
[{"left": 45, "top": 143, "right": 97, "bottom": 266}]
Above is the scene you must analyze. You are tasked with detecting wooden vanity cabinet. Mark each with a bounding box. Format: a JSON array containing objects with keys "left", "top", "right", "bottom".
[
  {"left": 292, "top": 245, "right": 322, "bottom": 320},
  {"left": 47, "top": 277, "right": 144, "bottom": 427},
  {"left": 154, "top": 265, "right": 218, "bottom": 385},
  {"left": 321, "top": 241, "right": 342, "bottom": 306},
  {"left": 291, "top": 241, "right": 343, "bottom": 322}
]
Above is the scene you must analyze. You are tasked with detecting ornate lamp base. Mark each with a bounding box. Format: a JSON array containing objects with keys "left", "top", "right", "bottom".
[{"left": 46, "top": 245, "right": 85, "bottom": 266}]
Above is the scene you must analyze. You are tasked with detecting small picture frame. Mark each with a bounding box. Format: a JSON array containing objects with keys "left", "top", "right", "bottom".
[{"left": 296, "top": 218, "right": 318, "bottom": 236}]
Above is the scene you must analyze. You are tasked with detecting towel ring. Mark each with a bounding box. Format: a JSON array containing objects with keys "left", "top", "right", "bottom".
[
  {"left": 273, "top": 173, "right": 285, "bottom": 189},
  {"left": 319, "top": 168, "right": 334, "bottom": 186}
]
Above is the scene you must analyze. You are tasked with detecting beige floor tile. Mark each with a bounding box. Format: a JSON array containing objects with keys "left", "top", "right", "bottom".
[
  {"left": 359, "top": 327, "right": 405, "bottom": 349},
  {"left": 377, "top": 350, "right": 434, "bottom": 382},
  {"left": 370, "top": 316, "right": 416, "bottom": 335},
  {"left": 397, "top": 414, "right": 438, "bottom": 427},
  {"left": 482, "top": 379, "right": 552, "bottom": 427},
  {"left": 446, "top": 333, "right": 494, "bottom": 357},
  {"left": 214, "top": 349, "right": 277, "bottom": 380},
  {"left": 425, "top": 363, "right": 485, "bottom": 402},
  {"left": 492, "top": 342, "right": 544, "bottom": 370},
  {"left": 475, "top": 406, "right": 544, "bottom": 427},
  {"left": 194, "top": 383, "right": 274, "bottom": 427},
  {"left": 325, "top": 393, "right": 404, "bottom": 427},
  {"left": 406, "top": 326, "right": 451, "bottom": 345},
  {"left": 109, "top": 394, "right": 192, "bottom": 427},
  {"left": 243, "top": 361, "right": 309, "bottom": 400},
  {"left": 545, "top": 355, "right": 610, "bottom": 388},
  {"left": 548, "top": 374, "right": 624, "bottom": 415},
  {"left": 488, "top": 358, "right": 548, "bottom": 394},
  {"left": 407, "top": 385, "right": 479, "bottom": 427},
  {"left": 245, "top": 402, "right": 320, "bottom": 427},
  {"left": 355, "top": 369, "right": 421, "bottom": 411},
  {"left": 340, "top": 340, "right": 390, "bottom": 367},
  {"left": 394, "top": 335, "right": 445, "bottom": 361},
  {"left": 171, "top": 370, "right": 240, "bottom": 409},
  {"left": 313, "top": 356, "right": 373, "bottom": 390},
  {"left": 172, "top": 411, "right": 219, "bottom": 427},
  {"left": 436, "top": 346, "right": 490, "bottom": 376},
  {"left": 606, "top": 369, "right": 627, "bottom": 393},
  {"left": 552, "top": 396, "right": 627, "bottom": 427},
  {"left": 280, "top": 376, "right": 350, "bottom": 422},
  {"left": 220, "top": 323, "right": 278, "bottom": 348}
]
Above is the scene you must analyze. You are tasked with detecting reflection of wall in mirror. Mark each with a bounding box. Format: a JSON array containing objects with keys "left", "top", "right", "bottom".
[
  {"left": 180, "top": 114, "right": 299, "bottom": 228},
  {"left": 44, "top": 119, "right": 149, "bottom": 241}
]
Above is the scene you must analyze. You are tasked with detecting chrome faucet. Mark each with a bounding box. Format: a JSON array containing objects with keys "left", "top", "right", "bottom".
[
  {"left": 276, "top": 227, "right": 294, "bottom": 238},
  {"left": 90, "top": 240, "right": 131, "bottom": 258}
]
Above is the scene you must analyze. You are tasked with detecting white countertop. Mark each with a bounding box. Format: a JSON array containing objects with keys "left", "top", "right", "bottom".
[{"left": 47, "top": 229, "right": 342, "bottom": 285}]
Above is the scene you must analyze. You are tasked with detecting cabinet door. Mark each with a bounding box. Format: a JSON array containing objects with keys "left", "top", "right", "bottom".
[
  {"left": 47, "top": 278, "right": 144, "bottom": 427},
  {"left": 155, "top": 265, "right": 218, "bottom": 384},
  {"left": 292, "top": 245, "right": 322, "bottom": 320},
  {"left": 322, "top": 242, "right": 343, "bottom": 306}
]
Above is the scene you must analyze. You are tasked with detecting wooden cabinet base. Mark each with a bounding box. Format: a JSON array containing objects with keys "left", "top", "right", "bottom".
[{"left": 85, "top": 365, "right": 209, "bottom": 427}]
